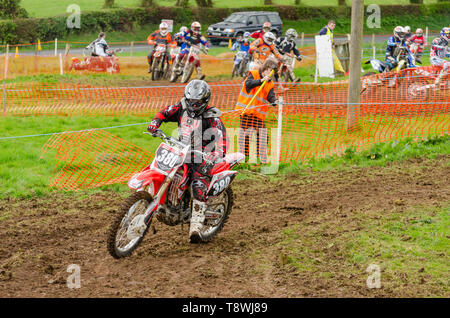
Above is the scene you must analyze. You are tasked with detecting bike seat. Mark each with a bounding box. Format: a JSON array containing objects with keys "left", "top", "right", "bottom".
[{"left": 211, "top": 153, "right": 245, "bottom": 175}]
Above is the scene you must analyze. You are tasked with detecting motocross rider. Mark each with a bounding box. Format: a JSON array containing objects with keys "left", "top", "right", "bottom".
[
  {"left": 274, "top": 28, "right": 303, "bottom": 82},
  {"left": 87, "top": 32, "right": 111, "bottom": 57},
  {"left": 385, "top": 26, "right": 406, "bottom": 71},
  {"left": 174, "top": 22, "right": 210, "bottom": 80},
  {"left": 231, "top": 32, "right": 251, "bottom": 67},
  {"left": 250, "top": 22, "right": 272, "bottom": 41},
  {"left": 430, "top": 27, "right": 450, "bottom": 79},
  {"left": 406, "top": 28, "right": 426, "bottom": 63},
  {"left": 147, "top": 80, "right": 228, "bottom": 243},
  {"left": 147, "top": 22, "right": 176, "bottom": 73}
]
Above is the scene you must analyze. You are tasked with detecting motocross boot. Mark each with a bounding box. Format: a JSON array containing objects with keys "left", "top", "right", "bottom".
[
  {"left": 196, "top": 67, "right": 206, "bottom": 80},
  {"left": 189, "top": 199, "right": 207, "bottom": 243}
]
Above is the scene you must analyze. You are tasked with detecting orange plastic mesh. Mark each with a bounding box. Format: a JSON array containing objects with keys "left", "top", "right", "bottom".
[
  {"left": 41, "top": 129, "right": 154, "bottom": 191},
  {"left": 35, "top": 66, "right": 450, "bottom": 190}
]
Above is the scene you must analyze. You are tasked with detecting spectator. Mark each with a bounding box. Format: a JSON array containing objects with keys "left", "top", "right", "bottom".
[{"left": 319, "top": 20, "right": 336, "bottom": 45}]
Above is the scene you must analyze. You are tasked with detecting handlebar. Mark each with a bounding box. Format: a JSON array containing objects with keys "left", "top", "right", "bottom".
[{"left": 143, "top": 129, "right": 219, "bottom": 165}]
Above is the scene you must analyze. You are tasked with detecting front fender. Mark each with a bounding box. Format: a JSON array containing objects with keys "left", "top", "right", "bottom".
[{"left": 128, "top": 167, "right": 165, "bottom": 197}]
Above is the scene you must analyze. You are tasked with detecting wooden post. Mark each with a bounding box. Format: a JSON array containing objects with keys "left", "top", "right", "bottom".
[
  {"left": 347, "top": 0, "right": 364, "bottom": 131},
  {"left": 425, "top": 26, "right": 429, "bottom": 43},
  {"left": 371, "top": 33, "right": 375, "bottom": 47},
  {"left": 64, "top": 43, "right": 70, "bottom": 56},
  {"left": 301, "top": 32, "right": 304, "bottom": 47},
  {"left": 4, "top": 44, "right": 9, "bottom": 79},
  {"left": 55, "top": 38, "right": 58, "bottom": 56},
  {"left": 130, "top": 41, "right": 134, "bottom": 57},
  {"left": 373, "top": 46, "right": 376, "bottom": 59},
  {"left": 2, "top": 81, "right": 6, "bottom": 116}
]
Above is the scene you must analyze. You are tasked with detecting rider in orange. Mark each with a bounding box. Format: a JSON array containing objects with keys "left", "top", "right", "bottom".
[{"left": 147, "top": 22, "right": 176, "bottom": 73}]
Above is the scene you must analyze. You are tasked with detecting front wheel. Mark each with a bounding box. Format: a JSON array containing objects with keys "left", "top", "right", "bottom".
[
  {"left": 181, "top": 64, "right": 194, "bottom": 83},
  {"left": 107, "top": 191, "right": 153, "bottom": 258},
  {"left": 197, "top": 187, "right": 233, "bottom": 242}
]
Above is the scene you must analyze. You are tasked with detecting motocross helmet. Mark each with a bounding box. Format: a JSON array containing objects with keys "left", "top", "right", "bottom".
[
  {"left": 243, "top": 32, "right": 251, "bottom": 41},
  {"left": 393, "top": 26, "right": 405, "bottom": 41},
  {"left": 404, "top": 26, "right": 411, "bottom": 34},
  {"left": 191, "top": 21, "right": 201, "bottom": 36},
  {"left": 184, "top": 80, "right": 211, "bottom": 117},
  {"left": 286, "top": 28, "right": 298, "bottom": 41},
  {"left": 263, "top": 32, "right": 276, "bottom": 46},
  {"left": 440, "top": 27, "right": 450, "bottom": 44},
  {"left": 180, "top": 26, "right": 188, "bottom": 34},
  {"left": 159, "top": 22, "right": 169, "bottom": 36},
  {"left": 262, "top": 22, "right": 271, "bottom": 33},
  {"left": 416, "top": 28, "right": 423, "bottom": 37}
]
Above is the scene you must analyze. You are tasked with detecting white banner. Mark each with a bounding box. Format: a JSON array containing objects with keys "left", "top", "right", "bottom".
[
  {"left": 315, "top": 35, "right": 334, "bottom": 78},
  {"left": 162, "top": 19, "right": 174, "bottom": 33}
]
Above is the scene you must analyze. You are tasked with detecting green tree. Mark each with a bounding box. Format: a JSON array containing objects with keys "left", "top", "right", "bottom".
[
  {"left": 195, "top": 0, "right": 213, "bottom": 7},
  {"left": 141, "top": 0, "right": 153, "bottom": 5},
  {"left": 0, "top": 0, "right": 28, "bottom": 19},
  {"left": 104, "top": 0, "right": 114, "bottom": 8}
]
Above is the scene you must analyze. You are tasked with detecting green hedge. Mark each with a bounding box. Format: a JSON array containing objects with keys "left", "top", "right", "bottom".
[{"left": 1, "top": 3, "right": 449, "bottom": 44}]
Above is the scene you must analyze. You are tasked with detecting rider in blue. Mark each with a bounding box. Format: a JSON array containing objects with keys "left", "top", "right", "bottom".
[
  {"left": 230, "top": 32, "right": 251, "bottom": 54},
  {"left": 385, "top": 26, "right": 406, "bottom": 71},
  {"left": 175, "top": 21, "right": 210, "bottom": 80}
]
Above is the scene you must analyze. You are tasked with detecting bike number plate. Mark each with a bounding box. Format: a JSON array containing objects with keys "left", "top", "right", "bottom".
[{"left": 152, "top": 143, "right": 184, "bottom": 175}]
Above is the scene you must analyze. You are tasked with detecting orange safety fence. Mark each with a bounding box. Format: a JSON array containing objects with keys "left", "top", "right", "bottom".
[
  {"left": 37, "top": 66, "right": 450, "bottom": 191},
  {"left": 41, "top": 129, "right": 155, "bottom": 191}
]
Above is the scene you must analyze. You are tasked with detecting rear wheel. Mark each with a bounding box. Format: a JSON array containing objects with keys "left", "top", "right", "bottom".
[
  {"left": 107, "top": 191, "right": 153, "bottom": 258},
  {"left": 197, "top": 187, "right": 233, "bottom": 242}
]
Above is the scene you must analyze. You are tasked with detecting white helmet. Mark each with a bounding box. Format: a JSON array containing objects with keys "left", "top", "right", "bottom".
[
  {"left": 404, "top": 26, "right": 411, "bottom": 34},
  {"left": 180, "top": 26, "right": 188, "bottom": 34},
  {"left": 393, "top": 26, "right": 405, "bottom": 40},
  {"left": 159, "top": 22, "right": 169, "bottom": 36},
  {"left": 263, "top": 32, "right": 276, "bottom": 45},
  {"left": 191, "top": 21, "right": 201, "bottom": 35}
]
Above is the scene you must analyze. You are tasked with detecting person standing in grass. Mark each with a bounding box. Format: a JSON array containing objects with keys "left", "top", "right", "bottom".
[
  {"left": 235, "top": 58, "right": 279, "bottom": 164},
  {"left": 319, "top": 20, "right": 336, "bottom": 46}
]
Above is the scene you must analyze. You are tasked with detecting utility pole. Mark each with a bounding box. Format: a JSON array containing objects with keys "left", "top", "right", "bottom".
[{"left": 346, "top": 0, "right": 364, "bottom": 131}]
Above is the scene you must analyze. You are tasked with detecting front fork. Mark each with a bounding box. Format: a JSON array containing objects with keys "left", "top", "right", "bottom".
[{"left": 143, "top": 177, "right": 172, "bottom": 225}]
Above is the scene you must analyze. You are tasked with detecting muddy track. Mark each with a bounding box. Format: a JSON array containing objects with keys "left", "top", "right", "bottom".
[{"left": 0, "top": 156, "right": 449, "bottom": 297}]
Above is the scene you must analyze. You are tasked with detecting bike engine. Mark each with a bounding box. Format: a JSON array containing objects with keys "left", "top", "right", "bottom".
[{"left": 155, "top": 173, "right": 188, "bottom": 226}]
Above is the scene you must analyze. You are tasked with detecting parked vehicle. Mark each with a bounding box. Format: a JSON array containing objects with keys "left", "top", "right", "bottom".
[
  {"left": 107, "top": 129, "right": 245, "bottom": 258},
  {"left": 207, "top": 11, "right": 282, "bottom": 45}
]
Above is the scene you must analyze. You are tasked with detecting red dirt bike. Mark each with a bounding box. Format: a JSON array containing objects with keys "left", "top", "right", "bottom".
[
  {"left": 170, "top": 44, "right": 207, "bottom": 83},
  {"left": 279, "top": 53, "right": 302, "bottom": 82},
  {"left": 107, "top": 129, "right": 245, "bottom": 258},
  {"left": 69, "top": 48, "right": 122, "bottom": 74}
]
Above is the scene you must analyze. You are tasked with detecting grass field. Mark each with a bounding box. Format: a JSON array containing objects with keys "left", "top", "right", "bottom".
[{"left": 20, "top": 0, "right": 440, "bottom": 18}]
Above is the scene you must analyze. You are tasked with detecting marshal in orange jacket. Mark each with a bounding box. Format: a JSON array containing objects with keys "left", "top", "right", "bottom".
[{"left": 235, "top": 69, "right": 276, "bottom": 120}]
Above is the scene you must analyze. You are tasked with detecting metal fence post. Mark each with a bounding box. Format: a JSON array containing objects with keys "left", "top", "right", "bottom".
[
  {"left": 276, "top": 96, "right": 283, "bottom": 164},
  {"left": 4, "top": 44, "right": 9, "bottom": 79}
]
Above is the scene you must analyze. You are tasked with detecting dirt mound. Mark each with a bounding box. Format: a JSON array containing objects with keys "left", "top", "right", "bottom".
[{"left": 0, "top": 156, "right": 448, "bottom": 297}]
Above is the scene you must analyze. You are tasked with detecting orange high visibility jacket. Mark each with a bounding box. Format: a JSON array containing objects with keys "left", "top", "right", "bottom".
[
  {"left": 249, "top": 38, "right": 282, "bottom": 63},
  {"left": 235, "top": 70, "right": 275, "bottom": 120}
]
